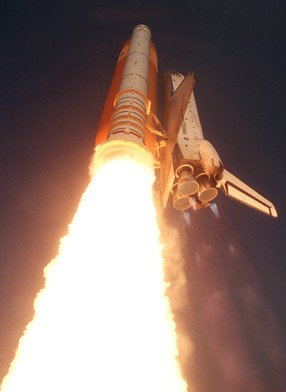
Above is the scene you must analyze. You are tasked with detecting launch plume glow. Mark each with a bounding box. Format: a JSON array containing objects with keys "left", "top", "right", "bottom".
[{"left": 0, "top": 156, "right": 187, "bottom": 392}]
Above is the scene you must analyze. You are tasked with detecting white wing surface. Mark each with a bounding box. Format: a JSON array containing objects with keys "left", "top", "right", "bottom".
[{"left": 220, "top": 169, "right": 278, "bottom": 218}]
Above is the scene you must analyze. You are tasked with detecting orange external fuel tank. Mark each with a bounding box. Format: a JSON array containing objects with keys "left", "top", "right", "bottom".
[{"left": 94, "top": 25, "right": 158, "bottom": 162}]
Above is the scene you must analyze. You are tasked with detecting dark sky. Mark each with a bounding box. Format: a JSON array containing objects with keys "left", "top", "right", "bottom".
[{"left": 1, "top": 1, "right": 286, "bottom": 391}]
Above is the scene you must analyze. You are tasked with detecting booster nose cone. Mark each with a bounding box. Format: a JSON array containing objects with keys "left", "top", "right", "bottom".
[{"left": 177, "top": 169, "right": 199, "bottom": 196}]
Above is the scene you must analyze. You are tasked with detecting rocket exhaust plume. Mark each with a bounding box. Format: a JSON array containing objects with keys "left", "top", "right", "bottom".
[
  {"left": 1, "top": 25, "right": 188, "bottom": 391},
  {"left": 0, "top": 152, "right": 187, "bottom": 391}
]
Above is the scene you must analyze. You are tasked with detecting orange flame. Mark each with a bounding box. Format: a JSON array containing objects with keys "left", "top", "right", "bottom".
[{"left": 1, "top": 156, "right": 187, "bottom": 391}]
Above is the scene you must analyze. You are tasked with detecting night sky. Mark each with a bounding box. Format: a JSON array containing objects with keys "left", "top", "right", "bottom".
[{"left": 1, "top": 1, "right": 286, "bottom": 391}]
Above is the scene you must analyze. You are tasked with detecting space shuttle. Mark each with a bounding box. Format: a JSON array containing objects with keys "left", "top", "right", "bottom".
[{"left": 94, "top": 24, "right": 277, "bottom": 218}]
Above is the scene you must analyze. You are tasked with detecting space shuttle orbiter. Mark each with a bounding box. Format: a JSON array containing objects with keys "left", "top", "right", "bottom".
[
  {"left": 94, "top": 24, "right": 277, "bottom": 218},
  {"left": 160, "top": 70, "right": 278, "bottom": 217}
]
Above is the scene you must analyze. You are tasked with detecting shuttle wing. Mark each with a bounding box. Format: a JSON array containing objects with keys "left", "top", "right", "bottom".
[{"left": 220, "top": 169, "right": 278, "bottom": 218}]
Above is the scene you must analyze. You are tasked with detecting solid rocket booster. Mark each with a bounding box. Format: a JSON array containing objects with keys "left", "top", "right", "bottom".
[
  {"left": 109, "top": 25, "right": 150, "bottom": 145},
  {"left": 94, "top": 25, "right": 158, "bottom": 167}
]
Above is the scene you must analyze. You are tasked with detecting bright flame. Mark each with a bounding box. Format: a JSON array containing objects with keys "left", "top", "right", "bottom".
[{"left": 1, "top": 153, "right": 187, "bottom": 391}]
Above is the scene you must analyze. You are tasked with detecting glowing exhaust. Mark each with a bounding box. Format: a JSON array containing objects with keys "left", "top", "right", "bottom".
[{"left": 0, "top": 152, "right": 187, "bottom": 392}]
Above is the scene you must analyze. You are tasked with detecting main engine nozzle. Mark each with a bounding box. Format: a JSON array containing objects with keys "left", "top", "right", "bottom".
[
  {"left": 176, "top": 167, "right": 199, "bottom": 196},
  {"left": 172, "top": 183, "right": 195, "bottom": 210},
  {"left": 197, "top": 175, "right": 218, "bottom": 202}
]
